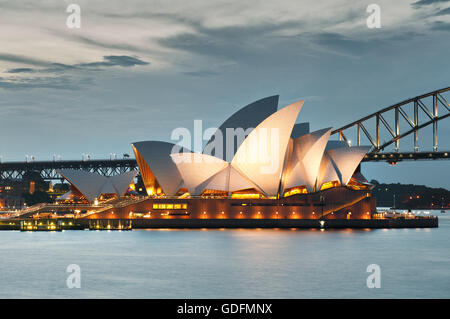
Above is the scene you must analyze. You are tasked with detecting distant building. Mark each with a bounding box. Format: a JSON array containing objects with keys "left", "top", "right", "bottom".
[{"left": 0, "top": 180, "right": 28, "bottom": 209}]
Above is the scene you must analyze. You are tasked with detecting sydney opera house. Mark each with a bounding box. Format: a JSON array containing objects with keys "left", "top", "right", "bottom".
[{"left": 57, "top": 95, "right": 376, "bottom": 223}]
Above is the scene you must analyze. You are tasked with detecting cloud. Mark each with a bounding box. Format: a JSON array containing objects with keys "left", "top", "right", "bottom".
[
  {"left": 158, "top": 20, "right": 303, "bottom": 60},
  {"left": 311, "top": 32, "right": 378, "bottom": 56},
  {"left": 4, "top": 55, "right": 149, "bottom": 74},
  {"left": 81, "top": 55, "right": 149, "bottom": 67},
  {"left": 182, "top": 70, "right": 219, "bottom": 77},
  {"left": 0, "top": 53, "right": 53, "bottom": 67},
  {"left": 435, "top": 7, "right": 450, "bottom": 15},
  {"left": 412, "top": 0, "right": 449, "bottom": 7},
  {"left": 430, "top": 21, "right": 450, "bottom": 30},
  {"left": 0, "top": 76, "right": 86, "bottom": 90},
  {"left": 7, "top": 68, "right": 37, "bottom": 74},
  {"left": 59, "top": 34, "right": 149, "bottom": 54}
]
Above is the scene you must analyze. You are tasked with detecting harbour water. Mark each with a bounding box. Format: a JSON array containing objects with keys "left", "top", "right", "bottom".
[{"left": 0, "top": 212, "right": 448, "bottom": 299}]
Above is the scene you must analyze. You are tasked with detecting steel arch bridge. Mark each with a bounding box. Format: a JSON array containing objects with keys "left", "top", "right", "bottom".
[
  {"left": 331, "top": 87, "right": 450, "bottom": 163},
  {"left": 0, "top": 159, "right": 138, "bottom": 181}
]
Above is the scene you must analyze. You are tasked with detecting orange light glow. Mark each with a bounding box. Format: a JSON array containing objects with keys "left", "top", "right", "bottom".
[
  {"left": 320, "top": 180, "right": 340, "bottom": 191},
  {"left": 283, "top": 186, "right": 307, "bottom": 197},
  {"left": 231, "top": 193, "right": 262, "bottom": 199}
]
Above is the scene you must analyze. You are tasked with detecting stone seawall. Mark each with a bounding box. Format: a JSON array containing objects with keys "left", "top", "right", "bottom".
[
  {"left": 128, "top": 218, "right": 438, "bottom": 229},
  {"left": 0, "top": 217, "right": 438, "bottom": 230}
]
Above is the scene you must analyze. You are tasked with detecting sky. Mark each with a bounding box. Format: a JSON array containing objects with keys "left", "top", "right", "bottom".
[{"left": 0, "top": 0, "right": 449, "bottom": 188}]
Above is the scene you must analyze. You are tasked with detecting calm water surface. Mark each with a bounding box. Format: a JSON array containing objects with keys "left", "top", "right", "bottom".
[{"left": 0, "top": 214, "right": 449, "bottom": 298}]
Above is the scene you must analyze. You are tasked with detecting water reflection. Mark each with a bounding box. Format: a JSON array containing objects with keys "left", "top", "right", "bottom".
[{"left": 0, "top": 216, "right": 448, "bottom": 299}]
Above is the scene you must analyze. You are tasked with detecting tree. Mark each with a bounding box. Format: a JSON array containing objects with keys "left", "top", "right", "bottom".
[{"left": 22, "top": 190, "right": 52, "bottom": 206}]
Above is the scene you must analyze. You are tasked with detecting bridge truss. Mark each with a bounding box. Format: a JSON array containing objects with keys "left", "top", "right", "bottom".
[
  {"left": 0, "top": 159, "right": 138, "bottom": 181},
  {"left": 331, "top": 87, "right": 450, "bottom": 163}
]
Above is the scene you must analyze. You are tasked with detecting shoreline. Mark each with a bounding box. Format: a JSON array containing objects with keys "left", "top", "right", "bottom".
[{"left": 0, "top": 217, "right": 438, "bottom": 231}]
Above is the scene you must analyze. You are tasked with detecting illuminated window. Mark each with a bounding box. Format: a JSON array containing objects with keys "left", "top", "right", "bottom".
[
  {"left": 320, "top": 181, "right": 340, "bottom": 191},
  {"left": 152, "top": 203, "right": 188, "bottom": 209},
  {"left": 283, "top": 186, "right": 308, "bottom": 197}
]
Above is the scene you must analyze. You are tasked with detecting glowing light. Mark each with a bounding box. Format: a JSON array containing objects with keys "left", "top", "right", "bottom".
[
  {"left": 231, "top": 193, "right": 261, "bottom": 199},
  {"left": 283, "top": 186, "right": 308, "bottom": 197},
  {"left": 320, "top": 181, "right": 340, "bottom": 191}
]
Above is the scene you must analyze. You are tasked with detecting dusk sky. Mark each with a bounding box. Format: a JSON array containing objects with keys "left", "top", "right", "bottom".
[{"left": 0, "top": 0, "right": 449, "bottom": 188}]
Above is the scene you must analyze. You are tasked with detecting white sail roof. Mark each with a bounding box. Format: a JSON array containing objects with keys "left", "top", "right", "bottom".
[
  {"left": 203, "top": 95, "right": 279, "bottom": 161},
  {"left": 131, "top": 97, "right": 371, "bottom": 198},
  {"left": 196, "top": 165, "right": 261, "bottom": 194},
  {"left": 57, "top": 169, "right": 107, "bottom": 202},
  {"left": 132, "top": 141, "right": 185, "bottom": 195},
  {"left": 231, "top": 100, "right": 304, "bottom": 196},
  {"left": 57, "top": 169, "right": 139, "bottom": 202},
  {"left": 326, "top": 140, "right": 349, "bottom": 150},
  {"left": 316, "top": 152, "right": 340, "bottom": 190},
  {"left": 99, "top": 179, "right": 117, "bottom": 195},
  {"left": 284, "top": 128, "right": 332, "bottom": 192},
  {"left": 170, "top": 153, "right": 229, "bottom": 195},
  {"left": 229, "top": 166, "right": 260, "bottom": 192},
  {"left": 201, "top": 166, "right": 230, "bottom": 191},
  {"left": 109, "top": 170, "right": 139, "bottom": 195},
  {"left": 327, "top": 146, "right": 371, "bottom": 185}
]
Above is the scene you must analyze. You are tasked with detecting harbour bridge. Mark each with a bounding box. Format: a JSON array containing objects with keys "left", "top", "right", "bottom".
[
  {"left": 0, "top": 87, "right": 449, "bottom": 181},
  {"left": 332, "top": 87, "right": 450, "bottom": 164}
]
